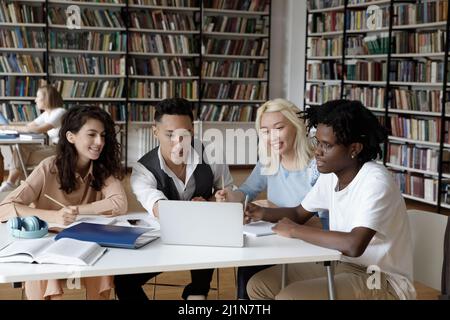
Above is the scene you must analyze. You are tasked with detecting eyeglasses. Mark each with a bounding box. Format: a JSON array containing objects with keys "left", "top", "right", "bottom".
[{"left": 310, "top": 136, "right": 334, "bottom": 154}]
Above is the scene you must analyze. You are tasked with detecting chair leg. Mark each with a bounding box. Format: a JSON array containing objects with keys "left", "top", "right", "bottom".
[
  {"left": 216, "top": 269, "right": 220, "bottom": 300},
  {"left": 152, "top": 274, "right": 157, "bottom": 300}
]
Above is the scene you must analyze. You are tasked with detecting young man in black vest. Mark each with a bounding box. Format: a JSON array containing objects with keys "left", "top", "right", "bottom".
[{"left": 114, "top": 98, "right": 233, "bottom": 300}]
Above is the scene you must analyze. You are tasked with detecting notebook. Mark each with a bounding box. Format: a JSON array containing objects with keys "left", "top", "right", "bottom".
[
  {"left": 0, "top": 129, "right": 18, "bottom": 139},
  {"left": 243, "top": 221, "right": 276, "bottom": 237},
  {"left": 0, "top": 238, "right": 106, "bottom": 266},
  {"left": 19, "top": 133, "right": 46, "bottom": 140},
  {"left": 55, "top": 222, "right": 159, "bottom": 249},
  {"left": 159, "top": 200, "right": 244, "bottom": 247}
]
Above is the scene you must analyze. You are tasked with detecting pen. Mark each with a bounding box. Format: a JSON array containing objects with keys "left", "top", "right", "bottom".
[
  {"left": 44, "top": 194, "right": 66, "bottom": 208},
  {"left": 45, "top": 194, "right": 88, "bottom": 215}
]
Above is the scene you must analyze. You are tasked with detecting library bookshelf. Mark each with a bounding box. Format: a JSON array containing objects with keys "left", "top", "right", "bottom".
[
  {"left": 305, "top": 0, "right": 450, "bottom": 211},
  {"left": 0, "top": 0, "right": 272, "bottom": 167}
]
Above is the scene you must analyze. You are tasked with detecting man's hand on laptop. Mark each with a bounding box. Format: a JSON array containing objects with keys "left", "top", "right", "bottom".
[{"left": 244, "top": 202, "right": 265, "bottom": 224}]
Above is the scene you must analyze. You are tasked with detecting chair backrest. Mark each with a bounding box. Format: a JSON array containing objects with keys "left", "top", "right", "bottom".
[{"left": 408, "top": 209, "right": 448, "bottom": 291}]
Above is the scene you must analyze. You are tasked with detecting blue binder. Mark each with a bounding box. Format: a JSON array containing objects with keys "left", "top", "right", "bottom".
[{"left": 55, "top": 222, "right": 158, "bottom": 249}]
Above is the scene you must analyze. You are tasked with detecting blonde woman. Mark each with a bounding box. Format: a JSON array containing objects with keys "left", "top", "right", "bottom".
[
  {"left": 0, "top": 85, "right": 66, "bottom": 192},
  {"left": 215, "top": 98, "right": 328, "bottom": 299}
]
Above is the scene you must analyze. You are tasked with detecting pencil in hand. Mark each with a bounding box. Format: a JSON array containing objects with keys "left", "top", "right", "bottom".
[{"left": 44, "top": 194, "right": 66, "bottom": 208}]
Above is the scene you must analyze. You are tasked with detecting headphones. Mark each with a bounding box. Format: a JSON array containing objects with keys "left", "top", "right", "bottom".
[{"left": 7, "top": 216, "right": 48, "bottom": 239}]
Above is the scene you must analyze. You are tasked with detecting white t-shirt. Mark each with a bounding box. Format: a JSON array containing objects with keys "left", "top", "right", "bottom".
[
  {"left": 301, "top": 161, "right": 415, "bottom": 299},
  {"left": 33, "top": 108, "right": 66, "bottom": 144}
]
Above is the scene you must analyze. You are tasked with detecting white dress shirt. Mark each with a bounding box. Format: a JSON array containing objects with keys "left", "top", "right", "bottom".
[{"left": 131, "top": 147, "right": 233, "bottom": 217}]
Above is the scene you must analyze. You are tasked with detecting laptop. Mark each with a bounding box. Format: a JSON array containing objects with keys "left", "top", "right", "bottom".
[{"left": 159, "top": 201, "right": 244, "bottom": 247}]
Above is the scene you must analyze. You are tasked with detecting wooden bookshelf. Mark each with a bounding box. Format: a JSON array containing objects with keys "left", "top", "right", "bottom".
[
  {"left": 0, "top": 0, "right": 47, "bottom": 124},
  {"left": 0, "top": 0, "right": 272, "bottom": 167},
  {"left": 305, "top": 0, "right": 450, "bottom": 211}
]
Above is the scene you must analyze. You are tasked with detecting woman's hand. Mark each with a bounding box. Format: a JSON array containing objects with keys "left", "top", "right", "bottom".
[
  {"left": 215, "top": 189, "right": 228, "bottom": 202},
  {"left": 244, "top": 202, "right": 265, "bottom": 224},
  {"left": 54, "top": 206, "right": 79, "bottom": 225}
]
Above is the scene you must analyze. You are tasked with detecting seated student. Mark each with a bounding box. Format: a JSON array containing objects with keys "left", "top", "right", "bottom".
[
  {"left": 114, "top": 98, "right": 233, "bottom": 300},
  {"left": 0, "top": 85, "right": 66, "bottom": 192},
  {"left": 0, "top": 106, "right": 127, "bottom": 300},
  {"left": 215, "top": 98, "right": 328, "bottom": 300},
  {"left": 245, "top": 100, "right": 415, "bottom": 300}
]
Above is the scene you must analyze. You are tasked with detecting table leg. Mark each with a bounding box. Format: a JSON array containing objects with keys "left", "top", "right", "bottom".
[
  {"left": 14, "top": 144, "right": 28, "bottom": 178},
  {"left": 281, "top": 264, "right": 287, "bottom": 289},
  {"left": 325, "top": 261, "right": 336, "bottom": 300}
]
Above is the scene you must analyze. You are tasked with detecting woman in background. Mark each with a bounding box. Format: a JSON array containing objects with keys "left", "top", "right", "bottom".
[{"left": 0, "top": 85, "right": 66, "bottom": 192}]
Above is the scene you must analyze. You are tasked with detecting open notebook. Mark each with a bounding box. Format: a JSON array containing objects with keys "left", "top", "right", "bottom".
[
  {"left": 243, "top": 221, "right": 276, "bottom": 237},
  {"left": 0, "top": 238, "right": 107, "bottom": 266}
]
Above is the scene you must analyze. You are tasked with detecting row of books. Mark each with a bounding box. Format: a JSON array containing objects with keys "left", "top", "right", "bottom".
[
  {"left": 393, "top": 60, "right": 445, "bottom": 83},
  {"left": 203, "top": 16, "right": 268, "bottom": 34},
  {"left": 344, "top": 86, "right": 385, "bottom": 110},
  {"left": 307, "top": 61, "right": 342, "bottom": 80},
  {"left": 392, "top": 89, "right": 445, "bottom": 113},
  {"left": 203, "top": 0, "right": 270, "bottom": 12},
  {"left": 49, "top": 56, "right": 126, "bottom": 76},
  {"left": 0, "top": 77, "right": 46, "bottom": 97},
  {"left": 391, "top": 170, "right": 437, "bottom": 202},
  {"left": 49, "top": 31, "right": 126, "bottom": 52},
  {"left": 388, "top": 143, "right": 440, "bottom": 173},
  {"left": 65, "top": 103, "right": 127, "bottom": 122},
  {"left": 203, "top": 38, "right": 268, "bottom": 56},
  {"left": 129, "top": 11, "right": 196, "bottom": 31},
  {"left": 129, "top": 34, "right": 196, "bottom": 54},
  {"left": 345, "top": 7, "right": 390, "bottom": 31},
  {"left": 0, "top": 102, "right": 40, "bottom": 123},
  {"left": 202, "top": 83, "right": 267, "bottom": 100},
  {"left": 305, "top": 84, "right": 341, "bottom": 105},
  {"left": 198, "top": 104, "right": 257, "bottom": 122},
  {"left": 310, "top": 1, "right": 448, "bottom": 34},
  {"left": 129, "top": 57, "right": 195, "bottom": 77},
  {"left": 0, "top": 54, "right": 43, "bottom": 74},
  {"left": 394, "top": 30, "right": 445, "bottom": 54},
  {"left": 355, "top": 33, "right": 390, "bottom": 55},
  {"left": 309, "top": 12, "right": 344, "bottom": 33},
  {"left": 345, "top": 60, "right": 386, "bottom": 82},
  {"left": 0, "top": 28, "right": 45, "bottom": 49},
  {"left": 130, "top": 0, "right": 196, "bottom": 7},
  {"left": 201, "top": 61, "right": 266, "bottom": 78},
  {"left": 390, "top": 115, "right": 440, "bottom": 143},
  {"left": 53, "top": 79, "right": 125, "bottom": 99},
  {"left": 130, "top": 80, "right": 199, "bottom": 99},
  {"left": 128, "top": 104, "right": 156, "bottom": 122},
  {"left": 395, "top": 1, "right": 448, "bottom": 25},
  {"left": 342, "top": 60, "right": 445, "bottom": 83},
  {"left": 0, "top": 2, "right": 43, "bottom": 24},
  {"left": 48, "top": 8, "right": 125, "bottom": 29},
  {"left": 308, "top": 37, "right": 342, "bottom": 57}
]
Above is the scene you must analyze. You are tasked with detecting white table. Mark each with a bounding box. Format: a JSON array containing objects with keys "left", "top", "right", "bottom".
[
  {"left": 0, "top": 213, "right": 342, "bottom": 299},
  {"left": 0, "top": 136, "right": 47, "bottom": 178}
]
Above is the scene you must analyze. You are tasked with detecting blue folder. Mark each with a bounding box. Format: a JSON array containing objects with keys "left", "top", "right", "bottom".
[{"left": 55, "top": 222, "right": 158, "bottom": 249}]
